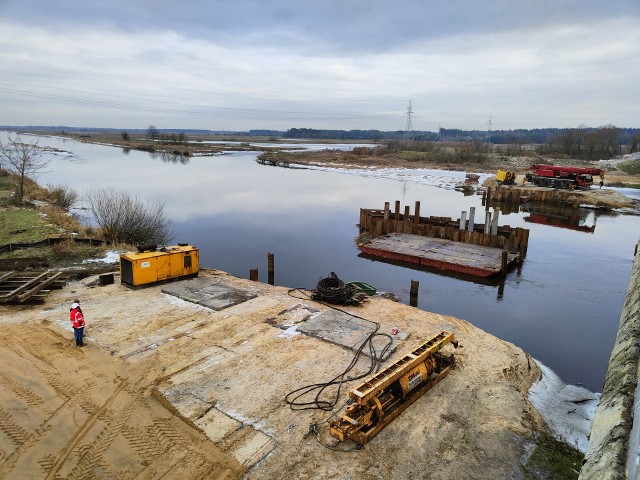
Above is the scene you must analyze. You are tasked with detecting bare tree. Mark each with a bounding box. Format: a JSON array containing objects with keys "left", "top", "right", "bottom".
[
  {"left": 146, "top": 125, "right": 159, "bottom": 141},
  {"left": 0, "top": 135, "right": 50, "bottom": 204},
  {"left": 121, "top": 131, "right": 130, "bottom": 141},
  {"left": 85, "top": 188, "right": 174, "bottom": 245},
  {"left": 630, "top": 133, "right": 640, "bottom": 153}
]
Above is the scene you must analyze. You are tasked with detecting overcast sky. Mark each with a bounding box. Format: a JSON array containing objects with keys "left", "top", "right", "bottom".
[{"left": 1, "top": 0, "right": 638, "bottom": 132}]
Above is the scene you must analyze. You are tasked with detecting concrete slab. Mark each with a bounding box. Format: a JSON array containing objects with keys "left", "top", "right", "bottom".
[
  {"left": 162, "top": 277, "right": 258, "bottom": 311},
  {"left": 232, "top": 429, "right": 277, "bottom": 467},
  {"left": 297, "top": 310, "right": 397, "bottom": 360},
  {"left": 196, "top": 409, "right": 243, "bottom": 443}
]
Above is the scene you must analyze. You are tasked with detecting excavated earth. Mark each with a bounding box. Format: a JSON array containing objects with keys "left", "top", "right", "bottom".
[{"left": 0, "top": 269, "right": 549, "bottom": 479}]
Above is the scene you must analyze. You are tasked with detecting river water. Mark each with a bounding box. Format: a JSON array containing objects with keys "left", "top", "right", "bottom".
[{"left": 6, "top": 133, "right": 640, "bottom": 392}]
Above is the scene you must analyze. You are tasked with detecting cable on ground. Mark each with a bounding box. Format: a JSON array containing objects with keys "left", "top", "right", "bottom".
[{"left": 285, "top": 277, "right": 394, "bottom": 450}]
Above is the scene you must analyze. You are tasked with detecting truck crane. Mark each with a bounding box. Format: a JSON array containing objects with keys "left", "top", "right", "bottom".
[{"left": 525, "top": 164, "right": 604, "bottom": 189}]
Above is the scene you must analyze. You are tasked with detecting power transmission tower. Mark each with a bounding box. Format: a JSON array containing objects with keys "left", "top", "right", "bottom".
[
  {"left": 485, "top": 116, "right": 492, "bottom": 144},
  {"left": 404, "top": 101, "right": 414, "bottom": 142}
]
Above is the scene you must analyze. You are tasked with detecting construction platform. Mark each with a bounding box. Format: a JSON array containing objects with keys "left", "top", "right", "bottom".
[{"left": 359, "top": 233, "right": 518, "bottom": 277}]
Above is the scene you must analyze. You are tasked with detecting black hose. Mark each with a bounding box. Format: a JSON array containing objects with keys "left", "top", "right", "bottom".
[
  {"left": 312, "top": 272, "right": 368, "bottom": 305},
  {"left": 285, "top": 286, "right": 394, "bottom": 412}
]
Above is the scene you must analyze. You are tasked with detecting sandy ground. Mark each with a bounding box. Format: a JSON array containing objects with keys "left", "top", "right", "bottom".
[{"left": 0, "top": 269, "right": 549, "bottom": 479}]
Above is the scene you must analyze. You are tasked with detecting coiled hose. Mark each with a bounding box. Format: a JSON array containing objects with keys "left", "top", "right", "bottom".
[{"left": 312, "top": 272, "right": 368, "bottom": 305}]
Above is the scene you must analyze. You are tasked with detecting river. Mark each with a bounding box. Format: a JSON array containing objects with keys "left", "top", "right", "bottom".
[{"left": 5, "top": 133, "right": 640, "bottom": 392}]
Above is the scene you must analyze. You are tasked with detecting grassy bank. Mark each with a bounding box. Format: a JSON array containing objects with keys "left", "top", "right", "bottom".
[{"left": 0, "top": 170, "right": 115, "bottom": 267}]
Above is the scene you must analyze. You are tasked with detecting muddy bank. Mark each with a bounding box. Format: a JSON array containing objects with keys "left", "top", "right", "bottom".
[{"left": 0, "top": 268, "right": 567, "bottom": 479}]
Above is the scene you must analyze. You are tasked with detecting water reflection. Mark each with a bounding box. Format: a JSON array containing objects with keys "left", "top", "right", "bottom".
[
  {"left": 488, "top": 200, "right": 603, "bottom": 233},
  {"left": 148, "top": 151, "right": 191, "bottom": 165},
  {"left": 522, "top": 204, "right": 597, "bottom": 233}
]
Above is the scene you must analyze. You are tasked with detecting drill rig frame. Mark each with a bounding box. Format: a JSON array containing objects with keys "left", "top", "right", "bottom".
[{"left": 330, "top": 331, "right": 456, "bottom": 445}]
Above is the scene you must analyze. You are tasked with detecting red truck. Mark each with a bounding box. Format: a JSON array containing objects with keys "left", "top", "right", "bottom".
[{"left": 525, "top": 164, "right": 605, "bottom": 189}]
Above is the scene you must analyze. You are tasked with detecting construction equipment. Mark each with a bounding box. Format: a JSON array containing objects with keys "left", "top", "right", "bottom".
[
  {"left": 329, "top": 331, "right": 456, "bottom": 444},
  {"left": 525, "top": 164, "right": 604, "bottom": 189},
  {"left": 120, "top": 244, "right": 199, "bottom": 288},
  {"left": 496, "top": 170, "right": 516, "bottom": 185}
]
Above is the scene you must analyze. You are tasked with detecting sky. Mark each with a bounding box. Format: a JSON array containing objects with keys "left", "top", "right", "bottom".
[{"left": 0, "top": 0, "right": 638, "bottom": 132}]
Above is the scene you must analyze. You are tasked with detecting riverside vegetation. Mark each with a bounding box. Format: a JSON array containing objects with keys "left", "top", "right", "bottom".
[
  {"left": 0, "top": 169, "right": 109, "bottom": 267},
  {"left": 0, "top": 171, "right": 171, "bottom": 270}
]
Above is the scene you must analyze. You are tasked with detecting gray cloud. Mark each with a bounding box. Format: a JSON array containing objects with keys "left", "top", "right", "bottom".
[{"left": 0, "top": 0, "right": 638, "bottom": 130}]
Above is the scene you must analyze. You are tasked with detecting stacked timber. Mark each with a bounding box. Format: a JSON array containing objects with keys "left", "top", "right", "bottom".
[{"left": 0, "top": 271, "right": 67, "bottom": 304}]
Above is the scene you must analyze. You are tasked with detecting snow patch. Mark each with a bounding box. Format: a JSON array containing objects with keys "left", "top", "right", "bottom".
[
  {"left": 82, "top": 250, "right": 120, "bottom": 264},
  {"left": 277, "top": 325, "right": 300, "bottom": 338},
  {"left": 528, "top": 360, "right": 599, "bottom": 453},
  {"left": 289, "top": 163, "right": 492, "bottom": 190}
]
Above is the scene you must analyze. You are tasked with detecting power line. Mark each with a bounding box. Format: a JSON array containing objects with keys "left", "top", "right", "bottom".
[{"left": 404, "top": 100, "right": 414, "bottom": 141}]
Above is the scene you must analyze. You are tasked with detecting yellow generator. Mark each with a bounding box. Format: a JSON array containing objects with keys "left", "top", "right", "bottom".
[{"left": 119, "top": 244, "right": 199, "bottom": 288}]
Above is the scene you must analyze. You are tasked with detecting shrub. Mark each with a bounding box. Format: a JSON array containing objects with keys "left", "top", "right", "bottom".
[
  {"left": 85, "top": 188, "right": 174, "bottom": 245},
  {"left": 350, "top": 147, "right": 374, "bottom": 156},
  {"left": 48, "top": 184, "right": 78, "bottom": 210}
]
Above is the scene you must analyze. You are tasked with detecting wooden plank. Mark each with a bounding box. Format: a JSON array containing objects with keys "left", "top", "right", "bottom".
[
  {"left": 0, "top": 271, "right": 16, "bottom": 283},
  {"left": 16, "top": 272, "right": 64, "bottom": 302},
  {"left": 0, "top": 271, "right": 50, "bottom": 301}
]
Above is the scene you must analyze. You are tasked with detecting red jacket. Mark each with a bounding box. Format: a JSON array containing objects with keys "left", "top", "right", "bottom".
[{"left": 70, "top": 308, "right": 85, "bottom": 329}]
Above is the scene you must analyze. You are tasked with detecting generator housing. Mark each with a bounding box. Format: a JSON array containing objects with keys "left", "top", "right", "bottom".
[{"left": 120, "top": 244, "right": 199, "bottom": 288}]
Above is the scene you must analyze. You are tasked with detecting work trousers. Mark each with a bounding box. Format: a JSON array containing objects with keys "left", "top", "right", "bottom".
[{"left": 73, "top": 327, "right": 84, "bottom": 346}]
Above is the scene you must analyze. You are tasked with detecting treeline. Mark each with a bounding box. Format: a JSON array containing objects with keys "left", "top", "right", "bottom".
[
  {"left": 440, "top": 126, "right": 640, "bottom": 148},
  {"left": 538, "top": 125, "right": 640, "bottom": 160},
  {"left": 283, "top": 126, "right": 640, "bottom": 146},
  {"left": 283, "top": 128, "right": 438, "bottom": 141},
  {"left": 284, "top": 128, "right": 384, "bottom": 140}
]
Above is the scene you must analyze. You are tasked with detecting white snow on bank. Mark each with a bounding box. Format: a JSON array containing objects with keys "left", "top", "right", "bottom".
[
  {"left": 82, "top": 250, "right": 120, "bottom": 264},
  {"left": 289, "top": 163, "right": 492, "bottom": 190},
  {"left": 528, "top": 360, "right": 599, "bottom": 452}
]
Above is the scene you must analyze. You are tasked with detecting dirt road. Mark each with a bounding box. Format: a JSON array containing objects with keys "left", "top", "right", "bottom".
[{"left": 0, "top": 269, "right": 550, "bottom": 479}]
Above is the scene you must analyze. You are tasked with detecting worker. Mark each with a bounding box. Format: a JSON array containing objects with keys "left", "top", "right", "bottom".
[{"left": 69, "top": 300, "right": 86, "bottom": 347}]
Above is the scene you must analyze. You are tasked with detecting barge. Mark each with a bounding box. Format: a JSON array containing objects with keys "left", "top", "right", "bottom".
[
  {"left": 358, "top": 201, "right": 529, "bottom": 278},
  {"left": 359, "top": 233, "right": 518, "bottom": 277}
]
